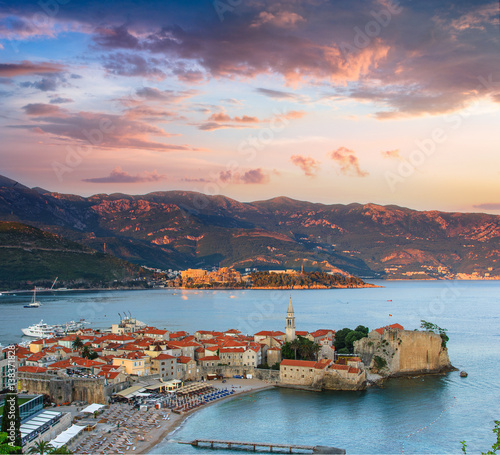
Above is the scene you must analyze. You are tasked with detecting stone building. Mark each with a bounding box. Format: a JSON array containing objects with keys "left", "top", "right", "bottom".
[
  {"left": 266, "top": 347, "right": 282, "bottom": 367},
  {"left": 279, "top": 358, "right": 366, "bottom": 391},
  {"left": 150, "top": 353, "right": 176, "bottom": 379},
  {"left": 354, "top": 324, "right": 453, "bottom": 377}
]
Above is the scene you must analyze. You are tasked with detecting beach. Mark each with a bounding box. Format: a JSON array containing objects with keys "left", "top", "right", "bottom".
[
  {"left": 65, "top": 378, "right": 274, "bottom": 454},
  {"left": 135, "top": 378, "right": 274, "bottom": 454}
]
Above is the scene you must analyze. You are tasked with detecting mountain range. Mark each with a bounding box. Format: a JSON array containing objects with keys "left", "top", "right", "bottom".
[{"left": 1, "top": 174, "right": 499, "bottom": 280}]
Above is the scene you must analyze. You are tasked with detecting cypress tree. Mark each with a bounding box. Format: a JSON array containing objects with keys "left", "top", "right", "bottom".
[{"left": 1, "top": 393, "right": 22, "bottom": 453}]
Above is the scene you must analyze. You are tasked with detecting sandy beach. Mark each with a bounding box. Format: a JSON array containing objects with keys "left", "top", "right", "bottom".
[
  {"left": 66, "top": 378, "right": 274, "bottom": 455},
  {"left": 134, "top": 378, "right": 274, "bottom": 454}
]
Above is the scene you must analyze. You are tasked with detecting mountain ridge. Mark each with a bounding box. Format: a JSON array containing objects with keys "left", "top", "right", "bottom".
[{"left": 0, "top": 174, "right": 499, "bottom": 279}]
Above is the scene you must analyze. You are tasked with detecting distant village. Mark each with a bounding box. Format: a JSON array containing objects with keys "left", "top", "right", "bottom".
[{"left": 144, "top": 266, "right": 295, "bottom": 287}]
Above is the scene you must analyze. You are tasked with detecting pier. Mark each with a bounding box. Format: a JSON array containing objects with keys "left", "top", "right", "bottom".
[{"left": 179, "top": 439, "right": 346, "bottom": 454}]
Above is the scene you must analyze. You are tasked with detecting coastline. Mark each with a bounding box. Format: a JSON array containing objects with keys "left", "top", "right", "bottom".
[{"left": 132, "top": 378, "right": 275, "bottom": 454}]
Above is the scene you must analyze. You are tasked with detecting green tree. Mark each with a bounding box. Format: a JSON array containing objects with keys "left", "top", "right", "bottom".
[
  {"left": 71, "top": 337, "right": 83, "bottom": 352},
  {"left": 27, "top": 440, "right": 54, "bottom": 454},
  {"left": 334, "top": 328, "right": 353, "bottom": 351},
  {"left": 290, "top": 339, "right": 301, "bottom": 360},
  {"left": 420, "top": 320, "right": 449, "bottom": 348},
  {"left": 281, "top": 336, "right": 320, "bottom": 361},
  {"left": 355, "top": 325, "right": 369, "bottom": 336},
  {"left": 461, "top": 420, "right": 500, "bottom": 454},
  {"left": 49, "top": 446, "right": 72, "bottom": 454},
  {"left": 80, "top": 346, "right": 98, "bottom": 360},
  {"left": 1, "top": 394, "right": 22, "bottom": 453},
  {"left": 345, "top": 331, "right": 367, "bottom": 352},
  {"left": 0, "top": 432, "right": 22, "bottom": 454}
]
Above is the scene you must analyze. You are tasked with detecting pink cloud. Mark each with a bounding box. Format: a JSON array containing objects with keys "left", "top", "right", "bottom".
[
  {"left": 290, "top": 155, "right": 320, "bottom": 177},
  {"left": 23, "top": 103, "right": 65, "bottom": 116},
  {"left": 0, "top": 61, "right": 65, "bottom": 77},
  {"left": 218, "top": 168, "right": 270, "bottom": 184},
  {"left": 82, "top": 166, "right": 166, "bottom": 183},
  {"left": 16, "top": 103, "right": 194, "bottom": 152},
  {"left": 208, "top": 112, "right": 259, "bottom": 123},
  {"left": 381, "top": 149, "right": 401, "bottom": 159},
  {"left": 330, "top": 147, "right": 369, "bottom": 177},
  {"left": 251, "top": 11, "right": 306, "bottom": 29}
]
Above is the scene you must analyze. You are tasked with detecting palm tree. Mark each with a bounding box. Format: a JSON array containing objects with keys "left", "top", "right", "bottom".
[
  {"left": 71, "top": 337, "right": 83, "bottom": 352},
  {"left": 27, "top": 440, "right": 54, "bottom": 454},
  {"left": 290, "top": 339, "right": 301, "bottom": 360},
  {"left": 80, "top": 345, "right": 91, "bottom": 359},
  {"left": 49, "top": 446, "right": 72, "bottom": 454}
]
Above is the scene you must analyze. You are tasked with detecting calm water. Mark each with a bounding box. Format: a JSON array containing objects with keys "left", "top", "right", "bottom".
[{"left": 1, "top": 281, "right": 499, "bottom": 453}]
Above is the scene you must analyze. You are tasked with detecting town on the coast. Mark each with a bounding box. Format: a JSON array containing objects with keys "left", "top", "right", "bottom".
[{"left": 0, "top": 299, "right": 453, "bottom": 453}]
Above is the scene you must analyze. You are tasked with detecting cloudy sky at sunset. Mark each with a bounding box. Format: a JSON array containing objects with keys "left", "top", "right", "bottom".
[{"left": 0, "top": 0, "right": 499, "bottom": 213}]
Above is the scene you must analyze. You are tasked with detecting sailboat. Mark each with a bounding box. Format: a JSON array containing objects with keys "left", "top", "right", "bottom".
[{"left": 24, "top": 287, "right": 41, "bottom": 308}]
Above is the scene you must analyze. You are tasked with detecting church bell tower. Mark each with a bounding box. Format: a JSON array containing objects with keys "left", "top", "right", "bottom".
[{"left": 286, "top": 296, "right": 296, "bottom": 342}]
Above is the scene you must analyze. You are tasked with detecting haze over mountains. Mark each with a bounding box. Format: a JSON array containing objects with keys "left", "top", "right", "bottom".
[{"left": 1, "top": 174, "right": 499, "bottom": 280}]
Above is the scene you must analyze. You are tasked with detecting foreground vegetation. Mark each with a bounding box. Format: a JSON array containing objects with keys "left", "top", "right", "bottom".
[
  {"left": 250, "top": 271, "right": 368, "bottom": 288},
  {"left": 0, "top": 222, "right": 154, "bottom": 290}
]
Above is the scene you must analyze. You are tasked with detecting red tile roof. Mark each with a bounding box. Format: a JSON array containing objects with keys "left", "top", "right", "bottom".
[
  {"left": 98, "top": 371, "right": 121, "bottom": 379},
  {"left": 177, "top": 356, "right": 194, "bottom": 364},
  {"left": 280, "top": 359, "right": 332, "bottom": 369},
  {"left": 198, "top": 356, "right": 220, "bottom": 362},
  {"left": 155, "top": 353, "right": 176, "bottom": 361},
  {"left": 26, "top": 352, "right": 45, "bottom": 362},
  {"left": 330, "top": 364, "right": 349, "bottom": 371},
  {"left": 18, "top": 366, "right": 47, "bottom": 373},
  {"left": 280, "top": 359, "right": 317, "bottom": 368},
  {"left": 254, "top": 331, "right": 285, "bottom": 337},
  {"left": 124, "top": 352, "right": 147, "bottom": 360},
  {"left": 310, "top": 329, "right": 334, "bottom": 338},
  {"left": 30, "top": 338, "right": 58, "bottom": 345},
  {"left": 144, "top": 328, "right": 168, "bottom": 335},
  {"left": 374, "top": 323, "right": 404, "bottom": 335},
  {"left": 314, "top": 359, "right": 332, "bottom": 369}
]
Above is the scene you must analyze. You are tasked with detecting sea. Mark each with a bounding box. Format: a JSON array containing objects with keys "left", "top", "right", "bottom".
[{"left": 1, "top": 280, "right": 499, "bottom": 454}]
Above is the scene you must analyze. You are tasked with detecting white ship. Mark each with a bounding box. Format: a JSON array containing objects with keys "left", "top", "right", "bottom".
[
  {"left": 21, "top": 320, "right": 56, "bottom": 338},
  {"left": 53, "top": 320, "right": 88, "bottom": 336}
]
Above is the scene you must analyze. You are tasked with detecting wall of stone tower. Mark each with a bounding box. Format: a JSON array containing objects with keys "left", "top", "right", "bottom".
[{"left": 354, "top": 329, "right": 453, "bottom": 377}]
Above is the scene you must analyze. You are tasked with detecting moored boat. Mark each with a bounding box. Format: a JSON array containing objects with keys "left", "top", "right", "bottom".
[
  {"left": 24, "top": 287, "right": 41, "bottom": 308},
  {"left": 21, "top": 320, "right": 56, "bottom": 338}
]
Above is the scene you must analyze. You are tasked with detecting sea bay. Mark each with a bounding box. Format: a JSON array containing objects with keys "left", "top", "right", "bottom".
[{"left": 1, "top": 280, "right": 499, "bottom": 453}]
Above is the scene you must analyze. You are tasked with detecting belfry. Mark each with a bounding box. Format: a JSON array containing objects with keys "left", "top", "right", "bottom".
[{"left": 286, "top": 296, "right": 296, "bottom": 342}]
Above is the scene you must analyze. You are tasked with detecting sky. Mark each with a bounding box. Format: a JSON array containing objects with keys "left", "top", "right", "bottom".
[{"left": 0, "top": 0, "right": 499, "bottom": 213}]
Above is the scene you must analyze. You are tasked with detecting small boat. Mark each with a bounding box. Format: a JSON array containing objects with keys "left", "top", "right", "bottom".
[
  {"left": 53, "top": 319, "right": 88, "bottom": 336},
  {"left": 24, "top": 287, "right": 41, "bottom": 308}
]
